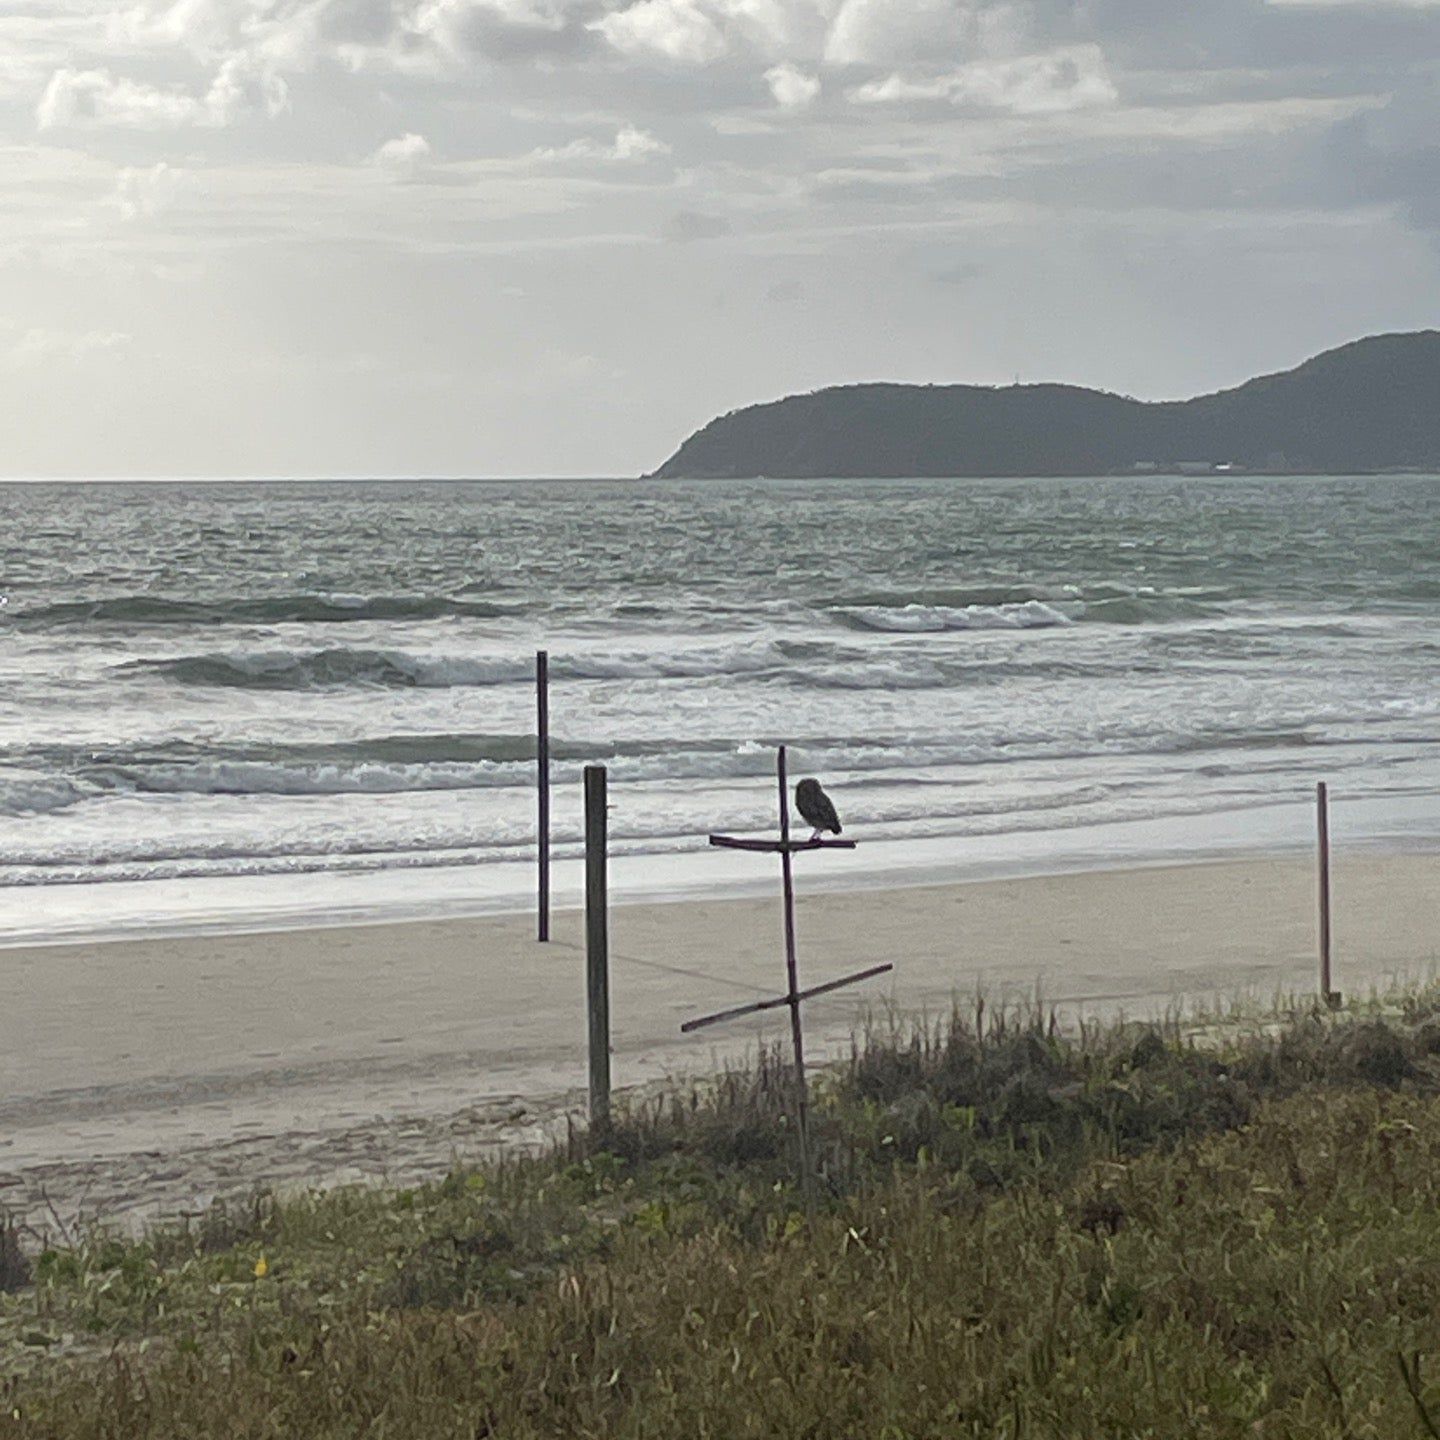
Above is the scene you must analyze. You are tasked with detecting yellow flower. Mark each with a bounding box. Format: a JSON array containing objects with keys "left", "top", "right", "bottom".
[{"left": 254, "top": 1256, "right": 269, "bottom": 1279}]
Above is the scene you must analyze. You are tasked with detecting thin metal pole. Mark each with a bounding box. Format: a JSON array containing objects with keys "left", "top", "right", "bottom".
[
  {"left": 776, "top": 746, "right": 812, "bottom": 1192},
  {"left": 1317, "top": 780, "right": 1334, "bottom": 1005},
  {"left": 536, "top": 650, "right": 550, "bottom": 943},
  {"left": 584, "top": 764, "right": 611, "bottom": 1131}
]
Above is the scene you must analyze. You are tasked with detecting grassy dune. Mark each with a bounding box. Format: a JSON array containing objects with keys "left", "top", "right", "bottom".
[{"left": 6, "top": 995, "right": 1440, "bottom": 1437}]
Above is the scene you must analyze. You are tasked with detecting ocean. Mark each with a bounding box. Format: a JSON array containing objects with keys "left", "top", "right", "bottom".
[{"left": 1, "top": 474, "right": 1437, "bottom": 943}]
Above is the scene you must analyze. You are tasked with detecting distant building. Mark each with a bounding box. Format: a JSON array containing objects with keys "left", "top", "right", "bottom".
[{"left": 1131, "top": 459, "right": 1243, "bottom": 476}]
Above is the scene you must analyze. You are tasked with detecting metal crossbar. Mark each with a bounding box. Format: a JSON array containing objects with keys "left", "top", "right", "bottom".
[{"left": 681, "top": 962, "right": 894, "bottom": 1034}]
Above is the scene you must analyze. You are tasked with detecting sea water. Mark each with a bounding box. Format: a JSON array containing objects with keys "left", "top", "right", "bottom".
[{"left": 1, "top": 474, "right": 1437, "bottom": 942}]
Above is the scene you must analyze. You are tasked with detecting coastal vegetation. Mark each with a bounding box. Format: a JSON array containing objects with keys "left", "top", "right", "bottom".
[
  {"left": 649, "top": 330, "right": 1440, "bottom": 479},
  {"left": 6, "top": 990, "right": 1440, "bottom": 1437}
]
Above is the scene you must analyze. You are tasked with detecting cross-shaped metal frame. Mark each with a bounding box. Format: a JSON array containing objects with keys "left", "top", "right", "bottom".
[{"left": 683, "top": 744, "right": 893, "bottom": 1189}]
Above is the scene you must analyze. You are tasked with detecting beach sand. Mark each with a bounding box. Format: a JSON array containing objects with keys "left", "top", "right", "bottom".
[{"left": 2, "top": 853, "right": 1436, "bottom": 1234}]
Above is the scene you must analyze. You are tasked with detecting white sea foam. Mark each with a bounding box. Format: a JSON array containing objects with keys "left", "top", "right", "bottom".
[
  {"left": 834, "top": 600, "right": 1073, "bottom": 633},
  {"left": 124, "top": 638, "right": 802, "bottom": 691},
  {"left": 2, "top": 474, "right": 1437, "bottom": 938}
]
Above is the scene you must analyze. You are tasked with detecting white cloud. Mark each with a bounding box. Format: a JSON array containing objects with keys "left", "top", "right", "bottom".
[
  {"left": 591, "top": 0, "right": 726, "bottom": 63},
  {"left": 109, "top": 0, "right": 249, "bottom": 56},
  {"left": 38, "top": 68, "right": 204, "bottom": 128},
  {"left": 850, "top": 72, "right": 948, "bottom": 103},
  {"left": 413, "top": 0, "right": 581, "bottom": 59},
  {"left": 112, "top": 0, "right": 434, "bottom": 83},
  {"left": 204, "top": 52, "right": 292, "bottom": 119},
  {"left": 715, "top": 0, "right": 825, "bottom": 57},
  {"left": 36, "top": 55, "right": 288, "bottom": 129},
  {"left": 113, "top": 0, "right": 384, "bottom": 68},
  {"left": 109, "top": 161, "right": 187, "bottom": 220},
  {"left": 532, "top": 123, "right": 671, "bottom": 161},
  {"left": 765, "top": 61, "right": 819, "bottom": 109},
  {"left": 824, "top": 0, "right": 974, "bottom": 68},
  {"left": 611, "top": 122, "right": 670, "bottom": 158},
  {"left": 369, "top": 131, "right": 433, "bottom": 172},
  {"left": 7, "top": 327, "right": 132, "bottom": 367},
  {"left": 851, "top": 45, "right": 1119, "bottom": 115}
]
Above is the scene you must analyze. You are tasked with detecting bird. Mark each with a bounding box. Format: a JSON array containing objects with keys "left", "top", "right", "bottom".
[{"left": 795, "top": 778, "right": 842, "bottom": 841}]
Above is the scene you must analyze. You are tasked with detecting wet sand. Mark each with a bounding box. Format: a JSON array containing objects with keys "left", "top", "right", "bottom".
[{"left": 2, "top": 853, "right": 1436, "bottom": 1233}]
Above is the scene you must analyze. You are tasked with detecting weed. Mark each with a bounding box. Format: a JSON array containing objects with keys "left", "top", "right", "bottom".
[{"left": 8, "top": 991, "right": 1440, "bottom": 1437}]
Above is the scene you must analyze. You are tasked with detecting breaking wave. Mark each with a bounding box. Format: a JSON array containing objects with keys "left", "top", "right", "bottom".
[
  {"left": 830, "top": 594, "right": 1234, "bottom": 632},
  {"left": 7, "top": 593, "right": 517, "bottom": 628},
  {"left": 122, "top": 639, "right": 805, "bottom": 691},
  {"left": 0, "top": 772, "right": 99, "bottom": 818},
  {"left": 833, "top": 600, "right": 1073, "bottom": 633},
  {"left": 124, "top": 649, "right": 533, "bottom": 690},
  {"left": 1, "top": 722, "right": 1342, "bottom": 817}
]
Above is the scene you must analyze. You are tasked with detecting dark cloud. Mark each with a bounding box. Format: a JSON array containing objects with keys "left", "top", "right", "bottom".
[{"left": 1314, "top": 73, "right": 1440, "bottom": 232}]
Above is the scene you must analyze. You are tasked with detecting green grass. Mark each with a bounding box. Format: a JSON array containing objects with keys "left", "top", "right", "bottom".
[{"left": 7, "top": 992, "right": 1440, "bottom": 1437}]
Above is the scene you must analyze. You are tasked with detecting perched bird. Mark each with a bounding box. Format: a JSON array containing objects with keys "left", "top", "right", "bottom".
[{"left": 795, "top": 778, "right": 842, "bottom": 840}]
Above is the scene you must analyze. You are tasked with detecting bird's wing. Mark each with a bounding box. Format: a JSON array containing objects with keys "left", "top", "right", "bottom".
[{"left": 815, "top": 787, "right": 841, "bottom": 832}]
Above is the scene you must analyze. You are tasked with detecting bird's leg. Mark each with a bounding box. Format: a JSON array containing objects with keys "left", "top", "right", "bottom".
[{"left": 809, "top": 828, "right": 823, "bottom": 842}]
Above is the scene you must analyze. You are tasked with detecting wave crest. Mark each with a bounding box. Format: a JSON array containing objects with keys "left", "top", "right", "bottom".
[
  {"left": 0, "top": 772, "right": 97, "bottom": 817},
  {"left": 8, "top": 593, "right": 515, "bottom": 628},
  {"left": 123, "top": 639, "right": 798, "bottom": 691},
  {"left": 123, "top": 648, "right": 530, "bottom": 690},
  {"left": 833, "top": 600, "right": 1072, "bottom": 633}
]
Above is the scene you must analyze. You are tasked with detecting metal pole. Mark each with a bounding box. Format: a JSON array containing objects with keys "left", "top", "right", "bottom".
[
  {"left": 1317, "top": 781, "right": 1335, "bottom": 1006},
  {"left": 536, "top": 650, "right": 550, "bottom": 943},
  {"left": 776, "top": 746, "right": 812, "bottom": 1190},
  {"left": 584, "top": 764, "right": 611, "bottom": 1131}
]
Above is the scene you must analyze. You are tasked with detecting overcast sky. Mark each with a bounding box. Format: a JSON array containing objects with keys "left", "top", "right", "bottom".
[{"left": 2, "top": 0, "right": 1437, "bottom": 477}]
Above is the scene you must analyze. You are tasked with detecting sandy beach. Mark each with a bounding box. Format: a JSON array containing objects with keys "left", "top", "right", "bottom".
[{"left": 2, "top": 851, "right": 1436, "bottom": 1234}]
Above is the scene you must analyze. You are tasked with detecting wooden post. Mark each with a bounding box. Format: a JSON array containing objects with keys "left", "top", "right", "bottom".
[
  {"left": 775, "top": 746, "right": 812, "bottom": 1189},
  {"left": 1317, "top": 781, "right": 1338, "bottom": 1008},
  {"left": 584, "top": 764, "right": 611, "bottom": 1130},
  {"left": 536, "top": 650, "right": 550, "bottom": 943}
]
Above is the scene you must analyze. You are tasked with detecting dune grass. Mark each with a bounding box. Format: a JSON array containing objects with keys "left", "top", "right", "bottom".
[{"left": 6, "top": 991, "right": 1440, "bottom": 1437}]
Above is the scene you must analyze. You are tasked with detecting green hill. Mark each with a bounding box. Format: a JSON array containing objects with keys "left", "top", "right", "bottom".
[{"left": 648, "top": 331, "right": 1440, "bottom": 478}]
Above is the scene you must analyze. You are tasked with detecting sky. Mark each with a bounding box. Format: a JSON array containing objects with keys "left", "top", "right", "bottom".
[{"left": 2, "top": 0, "right": 1439, "bottom": 477}]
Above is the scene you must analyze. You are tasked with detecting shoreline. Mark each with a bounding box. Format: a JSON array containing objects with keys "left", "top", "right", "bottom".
[
  {"left": 2, "top": 850, "right": 1438, "bottom": 1234},
  {"left": 4, "top": 790, "right": 1438, "bottom": 951}
]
